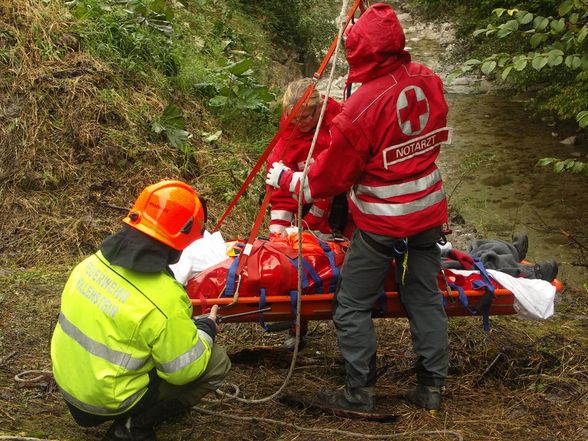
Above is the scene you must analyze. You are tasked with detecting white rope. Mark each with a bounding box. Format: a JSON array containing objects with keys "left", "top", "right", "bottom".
[
  {"left": 213, "top": 0, "right": 353, "bottom": 404},
  {"left": 0, "top": 437, "right": 58, "bottom": 441},
  {"left": 13, "top": 370, "right": 53, "bottom": 383}
]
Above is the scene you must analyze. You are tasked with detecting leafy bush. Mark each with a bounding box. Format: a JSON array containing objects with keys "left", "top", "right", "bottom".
[
  {"left": 449, "top": 2, "right": 587, "bottom": 125},
  {"left": 194, "top": 59, "right": 275, "bottom": 114},
  {"left": 151, "top": 104, "right": 191, "bottom": 152},
  {"left": 238, "top": 0, "right": 337, "bottom": 59},
  {"left": 445, "top": 0, "right": 588, "bottom": 174}
]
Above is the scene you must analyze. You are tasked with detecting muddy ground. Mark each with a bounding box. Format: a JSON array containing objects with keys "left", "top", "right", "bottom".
[
  {"left": 1, "top": 1, "right": 587, "bottom": 439},
  {"left": 1, "top": 224, "right": 587, "bottom": 441}
]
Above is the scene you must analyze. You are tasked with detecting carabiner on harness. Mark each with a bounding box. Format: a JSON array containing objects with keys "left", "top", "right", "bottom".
[{"left": 392, "top": 238, "right": 408, "bottom": 254}]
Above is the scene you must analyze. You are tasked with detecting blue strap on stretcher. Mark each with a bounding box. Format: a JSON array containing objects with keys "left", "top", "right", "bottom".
[
  {"left": 287, "top": 258, "right": 310, "bottom": 290},
  {"left": 288, "top": 257, "right": 321, "bottom": 292},
  {"left": 472, "top": 258, "right": 495, "bottom": 293},
  {"left": 447, "top": 283, "right": 476, "bottom": 314},
  {"left": 223, "top": 239, "right": 340, "bottom": 330},
  {"left": 258, "top": 288, "right": 270, "bottom": 331},
  {"left": 223, "top": 256, "right": 240, "bottom": 297},
  {"left": 447, "top": 283, "right": 490, "bottom": 332},
  {"left": 289, "top": 290, "right": 298, "bottom": 316},
  {"left": 316, "top": 238, "right": 339, "bottom": 293},
  {"left": 471, "top": 257, "right": 495, "bottom": 332},
  {"left": 442, "top": 255, "right": 495, "bottom": 332}
]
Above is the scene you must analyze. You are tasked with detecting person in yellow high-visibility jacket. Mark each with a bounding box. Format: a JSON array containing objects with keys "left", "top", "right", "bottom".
[{"left": 51, "top": 180, "right": 231, "bottom": 441}]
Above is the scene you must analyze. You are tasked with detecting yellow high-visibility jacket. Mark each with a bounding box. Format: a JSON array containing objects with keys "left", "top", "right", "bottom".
[{"left": 50, "top": 250, "right": 212, "bottom": 416}]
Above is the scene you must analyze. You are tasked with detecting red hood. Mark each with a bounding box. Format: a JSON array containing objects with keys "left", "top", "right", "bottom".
[{"left": 345, "top": 3, "right": 411, "bottom": 83}]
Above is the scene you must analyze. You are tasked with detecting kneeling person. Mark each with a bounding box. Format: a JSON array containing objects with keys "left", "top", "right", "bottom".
[{"left": 50, "top": 180, "right": 231, "bottom": 441}]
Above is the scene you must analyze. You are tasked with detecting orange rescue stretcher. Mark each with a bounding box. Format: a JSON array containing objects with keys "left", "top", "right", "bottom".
[{"left": 186, "top": 233, "right": 563, "bottom": 325}]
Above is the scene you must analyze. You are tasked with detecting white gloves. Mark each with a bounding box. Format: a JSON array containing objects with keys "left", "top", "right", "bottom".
[{"left": 265, "top": 161, "right": 290, "bottom": 188}]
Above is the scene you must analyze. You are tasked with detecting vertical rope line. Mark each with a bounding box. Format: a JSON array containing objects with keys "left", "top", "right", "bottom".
[
  {"left": 293, "top": 0, "right": 352, "bottom": 369},
  {"left": 215, "top": 0, "right": 355, "bottom": 404}
]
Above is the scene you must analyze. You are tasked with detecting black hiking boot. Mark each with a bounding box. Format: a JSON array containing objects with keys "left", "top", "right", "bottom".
[
  {"left": 316, "top": 386, "right": 375, "bottom": 412},
  {"left": 102, "top": 418, "right": 156, "bottom": 441},
  {"left": 406, "top": 385, "right": 442, "bottom": 411},
  {"left": 512, "top": 233, "right": 528, "bottom": 262},
  {"left": 533, "top": 260, "right": 558, "bottom": 282}
]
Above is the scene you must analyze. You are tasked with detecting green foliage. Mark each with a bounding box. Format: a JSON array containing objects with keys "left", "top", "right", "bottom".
[
  {"left": 151, "top": 104, "right": 191, "bottom": 152},
  {"left": 536, "top": 79, "right": 588, "bottom": 121},
  {"left": 537, "top": 157, "right": 588, "bottom": 175},
  {"left": 411, "top": 0, "right": 561, "bottom": 41},
  {"left": 451, "top": 1, "right": 588, "bottom": 127},
  {"left": 69, "top": 0, "right": 281, "bottom": 132},
  {"left": 578, "top": 110, "right": 588, "bottom": 127},
  {"left": 194, "top": 58, "right": 275, "bottom": 114},
  {"left": 444, "top": 0, "right": 588, "bottom": 176},
  {"left": 237, "top": 0, "right": 337, "bottom": 56}
]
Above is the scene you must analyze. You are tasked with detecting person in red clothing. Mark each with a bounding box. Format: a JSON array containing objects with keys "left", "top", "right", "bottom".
[
  {"left": 267, "top": 78, "right": 345, "bottom": 351},
  {"left": 267, "top": 78, "right": 344, "bottom": 238},
  {"left": 267, "top": 3, "right": 451, "bottom": 411}
]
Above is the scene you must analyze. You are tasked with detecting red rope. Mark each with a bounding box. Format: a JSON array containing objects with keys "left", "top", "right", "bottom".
[
  {"left": 212, "top": 85, "right": 315, "bottom": 232},
  {"left": 213, "top": 0, "right": 365, "bottom": 233}
]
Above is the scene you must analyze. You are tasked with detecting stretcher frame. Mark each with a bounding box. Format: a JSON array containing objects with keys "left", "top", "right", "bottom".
[{"left": 190, "top": 279, "right": 563, "bottom": 323}]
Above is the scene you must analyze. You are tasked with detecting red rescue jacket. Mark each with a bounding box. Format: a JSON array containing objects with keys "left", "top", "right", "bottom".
[
  {"left": 267, "top": 97, "right": 341, "bottom": 234},
  {"left": 279, "top": 4, "right": 450, "bottom": 237}
]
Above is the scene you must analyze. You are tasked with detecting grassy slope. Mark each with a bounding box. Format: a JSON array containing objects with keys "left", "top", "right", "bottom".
[
  {"left": 0, "top": 1, "right": 587, "bottom": 440},
  {"left": 0, "top": 0, "right": 302, "bottom": 268}
]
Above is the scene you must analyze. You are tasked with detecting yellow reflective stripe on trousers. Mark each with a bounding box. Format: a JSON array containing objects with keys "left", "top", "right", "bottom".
[
  {"left": 57, "top": 383, "right": 145, "bottom": 416},
  {"left": 350, "top": 188, "right": 446, "bottom": 216},
  {"left": 155, "top": 330, "right": 212, "bottom": 374},
  {"left": 58, "top": 312, "right": 148, "bottom": 371}
]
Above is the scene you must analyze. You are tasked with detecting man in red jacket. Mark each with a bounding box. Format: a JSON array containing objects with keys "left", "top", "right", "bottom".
[{"left": 266, "top": 3, "right": 451, "bottom": 411}]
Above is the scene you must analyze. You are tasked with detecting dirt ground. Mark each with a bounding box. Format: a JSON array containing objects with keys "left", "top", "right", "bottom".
[
  {"left": 1, "top": 253, "right": 587, "bottom": 441},
  {"left": 2, "top": 1, "right": 587, "bottom": 439}
]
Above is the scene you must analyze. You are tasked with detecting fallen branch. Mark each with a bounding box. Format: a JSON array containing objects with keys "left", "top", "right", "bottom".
[
  {"left": 474, "top": 353, "right": 504, "bottom": 385},
  {"left": 560, "top": 229, "right": 588, "bottom": 252},
  {"left": 0, "top": 351, "right": 17, "bottom": 367},
  {"left": 193, "top": 406, "right": 464, "bottom": 440}
]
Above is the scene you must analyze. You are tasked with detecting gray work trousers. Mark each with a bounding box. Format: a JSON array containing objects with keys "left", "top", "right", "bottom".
[
  {"left": 333, "top": 227, "right": 448, "bottom": 389},
  {"left": 158, "top": 345, "right": 232, "bottom": 406}
]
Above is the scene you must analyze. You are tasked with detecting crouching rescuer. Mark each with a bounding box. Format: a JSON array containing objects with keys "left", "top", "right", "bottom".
[
  {"left": 266, "top": 3, "right": 450, "bottom": 412},
  {"left": 50, "top": 180, "right": 231, "bottom": 441}
]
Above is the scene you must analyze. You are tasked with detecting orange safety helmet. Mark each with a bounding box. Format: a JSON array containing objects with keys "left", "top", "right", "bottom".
[{"left": 123, "top": 180, "right": 207, "bottom": 251}]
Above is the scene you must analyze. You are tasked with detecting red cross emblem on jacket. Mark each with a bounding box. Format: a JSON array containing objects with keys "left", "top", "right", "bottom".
[{"left": 397, "top": 85, "right": 430, "bottom": 136}]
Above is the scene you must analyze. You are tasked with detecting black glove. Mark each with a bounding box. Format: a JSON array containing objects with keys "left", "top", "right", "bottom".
[{"left": 192, "top": 317, "right": 217, "bottom": 340}]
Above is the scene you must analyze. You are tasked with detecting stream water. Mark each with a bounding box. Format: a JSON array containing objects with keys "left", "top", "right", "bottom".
[{"left": 319, "top": 7, "right": 587, "bottom": 289}]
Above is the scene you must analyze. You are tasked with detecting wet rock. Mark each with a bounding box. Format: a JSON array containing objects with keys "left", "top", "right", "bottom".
[
  {"left": 452, "top": 77, "right": 472, "bottom": 86},
  {"left": 397, "top": 13, "right": 411, "bottom": 22},
  {"left": 560, "top": 135, "right": 577, "bottom": 145}
]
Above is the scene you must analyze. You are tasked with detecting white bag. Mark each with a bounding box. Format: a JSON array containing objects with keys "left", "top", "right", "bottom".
[{"left": 170, "top": 230, "right": 228, "bottom": 285}]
